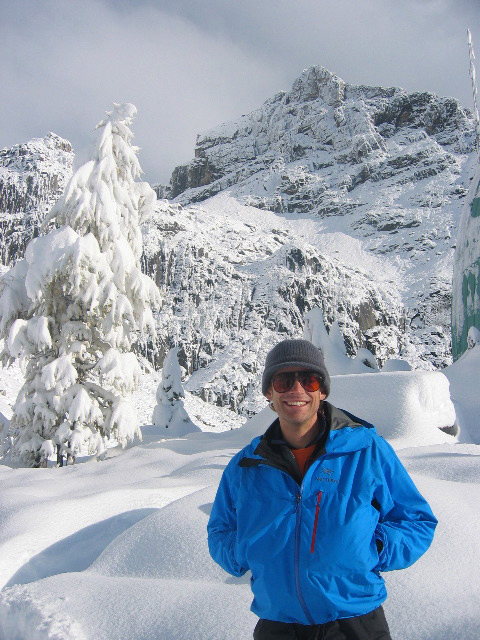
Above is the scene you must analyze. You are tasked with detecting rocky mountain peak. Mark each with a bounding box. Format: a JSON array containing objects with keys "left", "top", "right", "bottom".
[
  {"left": 168, "top": 65, "right": 473, "bottom": 202},
  {"left": 289, "top": 65, "right": 345, "bottom": 106},
  {"left": 1, "top": 133, "right": 73, "bottom": 170},
  {"left": 163, "top": 66, "right": 476, "bottom": 377}
]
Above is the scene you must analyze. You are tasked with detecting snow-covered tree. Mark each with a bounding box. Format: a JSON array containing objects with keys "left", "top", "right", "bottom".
[
  {"left": 152, "top": 347, "right": 200, "bottom": 436},
  {"left": 0, "top": 103, "right": 160, "bottom": 466},
  {"left": 303, "top": 307, "right": 380, "bottom": 375}
]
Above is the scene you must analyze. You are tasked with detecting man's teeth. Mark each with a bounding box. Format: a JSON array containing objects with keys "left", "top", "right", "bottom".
[{"left": 286, "top": 402, "right": 307, "bottom": 406}]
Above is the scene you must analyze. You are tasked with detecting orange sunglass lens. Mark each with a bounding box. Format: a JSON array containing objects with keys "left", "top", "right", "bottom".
[{"left": 272, "top": 373, "right": 321, "bottom": 393}]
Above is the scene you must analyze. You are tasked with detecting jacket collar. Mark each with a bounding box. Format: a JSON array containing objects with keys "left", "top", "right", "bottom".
[{"left": 257, "top": 401, "right": 374, "bottom": 459}]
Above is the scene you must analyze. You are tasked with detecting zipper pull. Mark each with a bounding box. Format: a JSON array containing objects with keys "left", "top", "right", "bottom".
[
  {"left": 310, "top": 491, "right": 323, "bottom": 554},
  {"left": 295, "top": 492, "right": 301, "bottom": 511}
]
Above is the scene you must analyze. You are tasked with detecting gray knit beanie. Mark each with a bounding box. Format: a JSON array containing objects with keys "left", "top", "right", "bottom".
[{"left": 262, "top": 339, "right": 330, "bottom": 396}]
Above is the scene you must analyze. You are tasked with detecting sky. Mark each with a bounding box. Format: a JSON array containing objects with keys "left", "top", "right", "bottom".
[{"left": 1, "top": 0, "right": 479, "bottom": 184}]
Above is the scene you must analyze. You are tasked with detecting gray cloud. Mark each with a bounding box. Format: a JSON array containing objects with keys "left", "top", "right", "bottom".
[{"left": 1, "top": 0, "right": 479, "bottom": 183}]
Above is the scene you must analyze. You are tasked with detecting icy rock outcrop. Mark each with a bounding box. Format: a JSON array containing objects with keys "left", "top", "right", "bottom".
[
  {"left": 142, "top": 196, "right": 404, "bottom": 415},
  {"left": 0, "top": 133, "right": 74, "bottom": 266}
]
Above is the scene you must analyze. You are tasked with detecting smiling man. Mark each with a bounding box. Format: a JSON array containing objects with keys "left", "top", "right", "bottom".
[{"left": 208, "top": 339, "right": 437, "bottom": 639}]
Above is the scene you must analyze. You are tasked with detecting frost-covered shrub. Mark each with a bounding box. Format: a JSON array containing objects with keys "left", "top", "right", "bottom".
[
  {"left": 0, "top": 103, "right": 160, "bottom": 466},
  {"left": 152, "top": 347, "right": 200, "bottom": 437}
]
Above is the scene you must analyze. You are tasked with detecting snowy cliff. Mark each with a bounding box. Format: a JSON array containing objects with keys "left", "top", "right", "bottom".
[
  {"left": 0, "top": 133, "right": 74, "bottom": 266},
  {"left": 142, "top": 194, "right": 404, "bottom": 414}
]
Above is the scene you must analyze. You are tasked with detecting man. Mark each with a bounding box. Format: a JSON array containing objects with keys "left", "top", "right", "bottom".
[{"left": 208, "top": 339, "right": 437, "bottom": 639}]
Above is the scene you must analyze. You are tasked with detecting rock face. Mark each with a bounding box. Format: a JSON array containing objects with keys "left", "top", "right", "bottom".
[
  {"left": 168, "top": 66, "right": 476, "bottom": 371},
  {"left": 170, "top": 67, "right": 472, "bottom": 204},
  {"left": 0, "top": 133, "right": 74, "bottom": 266},
  {"left": 141, "top": 195, "right": 404, "bottom": 415}
]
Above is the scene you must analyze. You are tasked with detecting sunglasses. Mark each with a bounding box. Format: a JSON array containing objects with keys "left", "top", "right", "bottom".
[{"left": 271, "top": 371, "right": 323, "bottom": 393}]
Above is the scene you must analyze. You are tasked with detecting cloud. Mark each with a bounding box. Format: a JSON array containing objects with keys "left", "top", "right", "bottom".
[
  {"left": 1, "top": 0, "right": 478, "bottom": 183},
  {"left": 2, "top": 0, "right": 282, "bottom": 182}
]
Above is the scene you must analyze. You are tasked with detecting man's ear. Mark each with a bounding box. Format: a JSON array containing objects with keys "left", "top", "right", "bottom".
[{"left": 265, "top": 387, "right": 272, "bottom": 401}]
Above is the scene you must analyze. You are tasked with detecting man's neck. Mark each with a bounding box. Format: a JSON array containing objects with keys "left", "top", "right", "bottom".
[{"left": 280, "top": 418, "right": 321, "bottom": 449}]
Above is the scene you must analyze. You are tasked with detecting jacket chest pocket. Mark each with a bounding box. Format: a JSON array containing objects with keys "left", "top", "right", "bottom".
[
  {"left": 310, "top": 490, "right": 323, "bottom": 553},
  {"left": 236, "top": 466, "right": 298, "bottom": 534},
  {"left": 305, "top": 486, "right": 379, "bottom": 573}
]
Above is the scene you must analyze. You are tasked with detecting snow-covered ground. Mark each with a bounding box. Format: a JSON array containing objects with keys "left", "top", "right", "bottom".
[{"left": 0, "top": 347, "right": 479, "bottom": 639}]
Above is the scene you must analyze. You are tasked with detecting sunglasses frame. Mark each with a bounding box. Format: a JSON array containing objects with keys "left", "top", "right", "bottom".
[{"left": 271, "top": 371, "right": 323, "bottom": 394}]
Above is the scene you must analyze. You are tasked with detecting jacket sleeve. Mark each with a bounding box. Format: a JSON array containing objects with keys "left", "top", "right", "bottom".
[
  {"left": 372, "top": 435, "right": 437, "bottom": 572},
  {"left": 207, "top": 457, "right": 249, "bottom": 577}
]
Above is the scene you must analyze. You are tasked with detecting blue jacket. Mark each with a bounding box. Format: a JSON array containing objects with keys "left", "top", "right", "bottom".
[{"left": 207, "top": 403, "right": 437, "bottom": 624}]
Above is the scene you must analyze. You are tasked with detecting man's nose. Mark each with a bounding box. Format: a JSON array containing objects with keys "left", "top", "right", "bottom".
[{"left": 288, "top": 379, "right": 304, "bottom": 392}]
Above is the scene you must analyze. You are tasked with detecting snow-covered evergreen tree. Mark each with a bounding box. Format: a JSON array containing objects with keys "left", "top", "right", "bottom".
[
  {"left": 303, "top": 307, "right": 380, "bottom": 375},
  {"left": 152, "top": 347, "right": 200, "bottom": 436},
  {"left": 0, "top": 103, "right": 160, "bottom": 466},
  {"left": 328, "top": 321, "right": 348, "bottom": 356}
]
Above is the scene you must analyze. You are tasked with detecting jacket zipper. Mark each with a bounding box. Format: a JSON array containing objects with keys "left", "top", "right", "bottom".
[
  {"left": 310, "top": 491, "right": 323, "bottom": 554},
  {"left": 241, "top": 456, "right": 319, "bottom": 624},
  {"left": 295, "top": 487, "right": 315, "bottom": 625}
]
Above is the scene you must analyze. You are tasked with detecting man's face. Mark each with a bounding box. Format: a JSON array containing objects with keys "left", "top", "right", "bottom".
[{"left": 265, "top": 366, "right": 326, "bottom": 431}]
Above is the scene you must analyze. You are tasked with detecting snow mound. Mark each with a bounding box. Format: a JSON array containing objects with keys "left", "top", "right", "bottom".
[
  {"left": 90, "top": 486, "right": 222, "bottom": 579},
  {"left": 328, "top": 370, "right": 457, "bottom": 449}
]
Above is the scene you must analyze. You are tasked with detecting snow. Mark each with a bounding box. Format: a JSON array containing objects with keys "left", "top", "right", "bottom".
[
  {"left": 329, "top": 370, "right": 456, "bottom": 449},
  {"left": 0, "top": 340, "right": 479, "bottom": 639}
]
